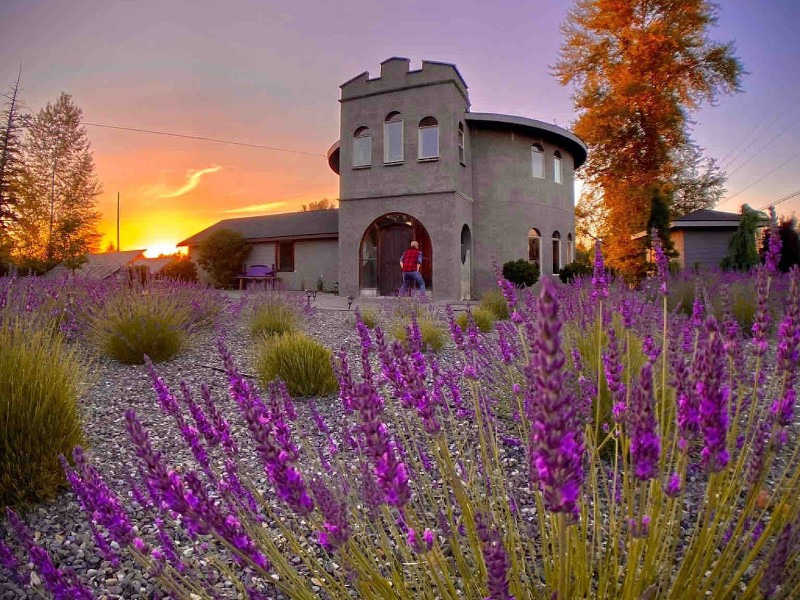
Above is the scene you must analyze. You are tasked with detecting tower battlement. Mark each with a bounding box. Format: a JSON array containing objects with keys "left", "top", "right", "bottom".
[{"left": 340, "top": 57, "right": 469, "bottom": 102}]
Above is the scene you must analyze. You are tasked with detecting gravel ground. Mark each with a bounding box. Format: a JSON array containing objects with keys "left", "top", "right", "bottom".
[
  {"left": 2, "top": 298, "right": 796, "bottom": 599},
  {"left": 0, "top": 307, "right": 380, "bottom": 600}
]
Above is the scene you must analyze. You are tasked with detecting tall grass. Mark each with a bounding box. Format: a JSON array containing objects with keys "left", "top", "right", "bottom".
[
  {"left": 0, "top": 316, "right": 86, "bottom": 508},
  {"left": 87, "top": 289, "right": 193, "bottom": 364},
  {"left": 247, "top": 293, "right": 306, "bottom": 339}
]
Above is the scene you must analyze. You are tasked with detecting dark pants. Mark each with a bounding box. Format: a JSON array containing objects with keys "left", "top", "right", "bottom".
[{"left": 400, "top": 271, "right": 425, "bottom": 294}]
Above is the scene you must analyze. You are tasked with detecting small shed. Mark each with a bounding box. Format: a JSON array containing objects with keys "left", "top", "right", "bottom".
[
  {"left": 633, "top": 209, "right": 753, "bottom": 270},
  {"left": 44, "top": 250, "right": 147, "bottom": 280}
]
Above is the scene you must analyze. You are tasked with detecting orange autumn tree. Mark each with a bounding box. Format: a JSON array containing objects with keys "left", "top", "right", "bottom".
[{"left": 554, "top": 0, "right": 743, "bottom": 277}]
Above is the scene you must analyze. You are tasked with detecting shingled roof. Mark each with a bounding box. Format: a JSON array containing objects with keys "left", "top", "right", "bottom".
[
  {"left": 673, "top": 209, "right": 742, "bottom": 223},
  {"left": 178, "top": 209, "right": 339, "bottom": 246}
]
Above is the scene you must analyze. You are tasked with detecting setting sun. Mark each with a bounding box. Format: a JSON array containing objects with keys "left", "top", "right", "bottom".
[{"left": 143, "top": 243, "right": 186, "bottom": 258}]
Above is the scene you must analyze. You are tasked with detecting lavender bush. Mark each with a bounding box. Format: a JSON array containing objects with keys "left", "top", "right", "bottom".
[{"left": 4, "top": 231, "right": 800, "bottom": 598}]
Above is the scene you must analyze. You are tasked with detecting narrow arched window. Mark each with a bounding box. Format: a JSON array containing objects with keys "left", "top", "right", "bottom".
[
  {"left": 384, "top": 112, "right": 404, "bottom": 163},
  {"left": 552, "top": 231, "right": 562, "bottom": 274},
  {"left": 532, "top": 144, "right": 544, "bottom": 179},
  {"left": 353, "top": 126, "right": 372, "bottom": 167},
  {"left": 567, "top": 233, "right": 574, "bottom": 263},
  {"left": 418, "top": 116, "right": 439, "bottom": 160},
  {"left": 458, "top": 122, "right": 465, "bottom": 164},
  {"left": 554, "top": 150, "right": 563, "bottom": 184},
  {"left": 528, "top": 228, "right": 541, "bottom": 273}
]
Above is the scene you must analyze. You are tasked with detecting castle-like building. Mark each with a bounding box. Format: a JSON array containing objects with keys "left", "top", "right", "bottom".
[{"left": 182, "top": 58, "right": 587, "bottom": 299}]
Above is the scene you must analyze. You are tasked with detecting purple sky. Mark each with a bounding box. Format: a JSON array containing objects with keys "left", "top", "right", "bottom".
[{"left": 1, "top": 0, "right": 799, "bottom": 251}]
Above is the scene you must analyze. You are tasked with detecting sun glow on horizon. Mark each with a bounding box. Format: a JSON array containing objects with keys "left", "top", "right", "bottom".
[{"left": 143, "top": 243, "right": 186, "bottom": 258}]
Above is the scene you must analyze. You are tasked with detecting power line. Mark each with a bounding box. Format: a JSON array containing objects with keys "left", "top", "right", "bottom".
[
  {"left": 721, "top": 100, "right": 797, "bottom": 171},
  {"left": 725, "top": 117, "right": 798, "bottom": 179},
  {"left": 757, "top": 188, "right": 800, "bottom": 212},
  {"left": 81, "top": 122, "right": 326, "bottom": 157},
  {"left": 723, "top": 151, "right": 800, "bottom": 203}
]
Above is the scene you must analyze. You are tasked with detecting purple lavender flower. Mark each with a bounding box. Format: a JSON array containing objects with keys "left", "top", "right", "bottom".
[
  {"left": 627, "top": 362, "right": 660, "bottom": 481},
  {"left": 650, "top": 228, "right": 669, "bottom": 296},
  {"left": 6, "top": 509, "right": 95, "bottom": 599},
  {"left": 628, "top": 515, "right": 651, "bottom": 539},
  {"left": 695, "top": 316, "right": 730, "bottom": 473},
  {"left": 761, "top": 523, "right": 795, "bottom": 598},
  {"left": 770, "top": 267, "right": 800, "bottom": 443},
  {"left": 352, "top": 382, "right": 411, "bottom": 508},
  {"left": 665, "top": 472, "right": 682, "bottom": 497},
  {"left": 752, "top": 267, "right": 771, "bottom": 357},
  {"left": 310, "top": 478, "right": 350, "bottom": 550},
  {"left": 0, "top": 538, "right": 29, "bottom": 586},
  {"left": 476, "top": 514, "right": 514, "bottom": 600},
  {"left": 764, "top": 208, "right": 782, "bottom": 274},
  {"left": 603, "top": 327, "right": 626, "bottom": 417},
  {"left": 591, "top": 240, "right": 608, "bottom": 302},
  {"left": 527, "top": 277, "right": 585, "bottom": 515}
]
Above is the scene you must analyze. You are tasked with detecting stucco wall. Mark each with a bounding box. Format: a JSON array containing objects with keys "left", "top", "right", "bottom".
[
  {"left": 339, "top": 62, "right": 471, "bottom": 203},
  {"left": 338, "top": 192, "right": 472, "bottom": 300},
  {"left": 277, "top": 239, "right": 339, "bottom": 291},
  {"left": 681, "top": 228, "right": 736, "bottom": 270},
  {"left": 468, "top": 127, "right": 577, "bottom": 294}
]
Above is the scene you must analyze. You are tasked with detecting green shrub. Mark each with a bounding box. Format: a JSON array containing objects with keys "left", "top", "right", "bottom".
[
  {"left": 248, "top": 296, "right": 303, "bottom": 339},
  {"left": 254, "top": 332, "right": 338, "bottom": 397},
  {"left": 160, "top": 257, "right": 199, "bottom": 282},
  {"left": 502, "top": 259, "right": 539, "bottom": 287},
  {"left": 559, "top": 260, "right": 593, "bottom": 283},
  {"left": 456, "top": 307, "right": 495, "bottom": 332},
  {"left": 197, "top": 229, "right": 251, "bottom": 288},
  {"left": 479, "top": 288, "right": 510, "bottom": 320},
  {"left": 0, "top": 316, "right": 86, "bottom": 508},
  {"left": 88, "top": 290, "right": 193, "bottom": 364}
]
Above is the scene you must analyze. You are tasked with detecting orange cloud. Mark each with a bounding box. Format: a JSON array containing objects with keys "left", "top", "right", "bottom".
[{"left": 222, "top": 201, "right": 287, "bottom": 214}]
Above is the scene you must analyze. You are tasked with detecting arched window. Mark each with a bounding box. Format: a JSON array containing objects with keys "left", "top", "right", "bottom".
[
  {"left": 418, "top": 116, "right": 439, "bottom": 160},
  {"left": 552, "top": 231, "right": 562, "bottom": 274},
  {"left": 531, "top": 144, "right": 544, "bottom": 179},
  {"left": 528, "top": 228, "right": 541, "bottom": 273},
  {"left": 554, "top": 150, "right": 563, "bottom": 184},
  {"left": 567, "top": 233, "right": 574, "bottom": 263},
  {"left": 458, "top": 122, "right": 465, "bottom": 164},
  {"left": 353, "top": 126, "right": 372, "bottom": 167},
  {"left": 384, "top": 111, "right": 404, "bottom": 163}
]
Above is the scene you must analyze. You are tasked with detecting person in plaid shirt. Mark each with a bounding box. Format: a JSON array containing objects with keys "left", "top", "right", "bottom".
[{"left": 399, "top": 240, "right": 425, "bottom": 295}]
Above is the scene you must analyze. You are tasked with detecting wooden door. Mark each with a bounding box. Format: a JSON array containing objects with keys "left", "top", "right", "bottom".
[{"left": 379, "top": 225, "right": 413, "bottom": 295}]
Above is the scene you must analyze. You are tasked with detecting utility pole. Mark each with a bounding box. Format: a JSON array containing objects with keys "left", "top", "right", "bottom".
[{"left": 116, "top": 191, "right": 120, "bottom": 251}]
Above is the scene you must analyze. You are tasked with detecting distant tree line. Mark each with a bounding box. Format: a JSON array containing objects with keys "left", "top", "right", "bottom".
[{"left": 0, "top": 71, "right": 101, "bottom": 275}]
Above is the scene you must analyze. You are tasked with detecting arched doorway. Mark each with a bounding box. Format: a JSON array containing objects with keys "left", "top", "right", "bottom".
[
  {"left": 460, "top": 224, "right": 472, "bottom": 300},
  {"left": 360, "top": 213, "right": 432, "bottom": 296}
]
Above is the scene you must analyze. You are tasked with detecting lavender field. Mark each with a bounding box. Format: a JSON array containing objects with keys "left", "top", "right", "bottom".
[{"left": 1, "top": 237, "right": 800, "bottom": 599}]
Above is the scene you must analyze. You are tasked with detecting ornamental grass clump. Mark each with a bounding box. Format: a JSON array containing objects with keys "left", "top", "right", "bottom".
[
  {"left": 456, "top": 306, "right": 495, "bottom": 333},
  {"left": 247, "top": 292, "right": 306, "bottom": 339},
  {"left": 391, "top": 300, "right": 446, "bottom": 352},
  {"left": 8, "top": 227, "right": 800, "bottom": 599},
  {"left": 87, "top": 287, "right": 194, "bottom": 364},
  {"left": 479, "top": 288, "right": 510, "bottom": 320},
  {"left": 0, "top": 315, "right": 86, "bottom": 508},
  {"left": 253, "top": 331, "right": 338, "bottom": 397}
]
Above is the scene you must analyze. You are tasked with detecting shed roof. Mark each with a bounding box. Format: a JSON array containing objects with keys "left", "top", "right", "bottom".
[
  {"left": 178, "top": 209, "right": 339, "bottom": 247},
  {"left": 44, "top": 250, "right": 146, "bottom": 280}
]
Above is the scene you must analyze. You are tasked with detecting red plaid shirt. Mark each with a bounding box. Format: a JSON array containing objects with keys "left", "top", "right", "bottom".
[{"left": 401, "top": 248, "right": 422, "bottom": 272}]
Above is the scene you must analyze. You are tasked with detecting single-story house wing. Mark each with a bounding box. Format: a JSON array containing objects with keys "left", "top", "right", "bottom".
[{"left": 177, "top": 209, "right": 339, "bottom": 291}]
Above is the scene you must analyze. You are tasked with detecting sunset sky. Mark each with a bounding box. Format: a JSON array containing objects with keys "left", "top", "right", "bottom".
[{"left": 1, "top": 0, "right": 799, "bottom": 256}]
